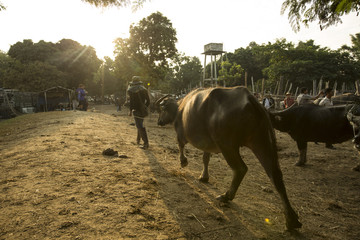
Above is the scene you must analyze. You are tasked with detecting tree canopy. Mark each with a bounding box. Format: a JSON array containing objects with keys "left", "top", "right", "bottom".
[
  {"left": 0, "top": 2, "right": 5, "bottom": 11},
  {"left": 113, "top": 12, "right": 179, "bottom": 91},
  {"left": 81, "top": 0, "right": 146, "bottom": 9},
  {"left": 1, "top": 39, "right": 101, "bottom": 92},
  {"left": 224, "top": 36, "right": 360, "bottom": 94},
  {"left": 282, "top": 0, "right": 360, "bottom": 32}
]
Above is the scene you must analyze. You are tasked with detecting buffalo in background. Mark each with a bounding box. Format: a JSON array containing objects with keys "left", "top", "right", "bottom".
[
  {"left": 269, "top": 104, "right": 358, "bottom": 166},
  {"left": 332, "top": 93, "right": 360, "bottom": 105}
]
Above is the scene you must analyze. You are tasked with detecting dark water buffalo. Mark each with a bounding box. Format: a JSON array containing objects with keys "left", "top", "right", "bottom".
[
  {"left": 269, "top": 104, "right": 357, "bottom": 166},
  {"left": 332, "top": 93, "right": 360, "bottom": 105},
  {"left": 347, "top": 104, "right": 360, "bottom": 148},
  {"left": 156, "top": 86, "right": 301, "bottom": 230}
]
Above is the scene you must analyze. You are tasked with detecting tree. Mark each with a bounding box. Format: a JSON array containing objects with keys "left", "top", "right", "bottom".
[
  {"left": 228, "top": 42, "right": 271, "bottom": 84},
  {"left": 342, "top": 33, "right": 360, "bottom": 60},
  {"left": 281, "top": 0, "right": 360, "bottom": 32},
  {"left": 222, "top": 37, "right": 359, "bottom": 93},
  {"left": 5, "top": 39, "right": 101, "bottom": 92},
  {"left": 262, "top": 39, "right": 358, "bottom": 91},
  {"left": 90, "top": 57, "right": 121, "bottom": 98},
  {"left": 219, "top": 61, "right": 243, "bottom": 86},
  {"left": 81, "top": 0, "right": 146, "bottom": 9},
  {"left": 166, "top": 55, "right": 202, "bottom": 93},
  {"left": 2, "top": 60, "right": 66, "bottom": 91},
  {"left": 0, "top": 2, "right": 5, "bottom": 11},
  {"left": 129, "top": 12, "right": 177, "bottom": 66},
  {"left": 8, "top": 39, "right": 58, "bottom": 63},
  {"left": 0, "top": 51, "right": 13, "bottom": 87},
  {"left": 53, "top": 39, "right": 102, "bottom": 89},
  {"left": 113, "top": 12, "right": 178, "bottom": 87}
]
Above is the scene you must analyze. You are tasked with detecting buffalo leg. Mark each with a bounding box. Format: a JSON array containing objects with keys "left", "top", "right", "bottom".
[
  {"left": 295, "top": 141, "right": 307, "bottom": 166},
  {"left": 216, "top": 146, "right": 247, "bottom": 202},
  {"left": 178, "top": 138, "right": 188, "bottom": 168},
  {"left": 199, "top": 152, "right": 210, "bottom": 182},
  {"left": 250, "top": 135, "right": 302, "bottom": 230}
]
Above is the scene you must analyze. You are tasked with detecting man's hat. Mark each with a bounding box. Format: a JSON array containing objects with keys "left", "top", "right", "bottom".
[{"left": 130, "top": 76, "right": 143, "bottom": 86}]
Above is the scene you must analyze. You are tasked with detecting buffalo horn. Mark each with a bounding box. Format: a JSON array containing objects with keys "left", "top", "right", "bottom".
[{"left": 155, "top": 94, "right": 171, "bottom": 106}]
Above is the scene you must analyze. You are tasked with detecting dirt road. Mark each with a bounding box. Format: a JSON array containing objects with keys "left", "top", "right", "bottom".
[{"left": 0, "top": 104, "right": 359, "bottom": 239}]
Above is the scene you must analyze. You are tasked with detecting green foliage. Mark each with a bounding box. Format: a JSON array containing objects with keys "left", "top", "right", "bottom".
[
  {"left": 53, "top": 39, "right": 102, "bottom": 89},
  {"left": 0, "top": 2, "right": 5, "bottom": 11},
  {"left": 90, "top": 57, "right": 122, "bottom": 97},
  {"left": 3, "top": 39, "right": 102, "bottom": 93},
  {"left": 219, "top": 61, "right": 243, "bottom": 86},
  {"left": 129, "top": 12, "right": 177, "bottom": 66},
  {"left": 2, "top": 60, "right": 66, "bottom": 91},
  {"left": 113, "top": 12, "right": 179, "bottom": 90},
  {"left": 81, "top": 0, "right": 146, "bottom": 9},
  {"left": 281, "top": 0, "right": 360, "bottom": 32},
  {"left": 225, "top": 36, "right": 360, "bottom": 93},
  {"left": 342, "top": 33, "right": 360, "bottom": 60},
  {"left": 8, "top": 39, "right": 58, "bottom": 63},
  {"left": 166, "top": 55, "right": 202, "bottom": 93}
]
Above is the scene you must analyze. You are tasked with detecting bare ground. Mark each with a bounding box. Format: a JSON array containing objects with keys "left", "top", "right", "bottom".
[{"left": 0, "top": 104, "right": 359, "bottom": 240}]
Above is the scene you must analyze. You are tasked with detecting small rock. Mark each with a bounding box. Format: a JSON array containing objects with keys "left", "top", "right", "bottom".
[{"left": 119, "top": 155, "right": 128, "bottom": 158}]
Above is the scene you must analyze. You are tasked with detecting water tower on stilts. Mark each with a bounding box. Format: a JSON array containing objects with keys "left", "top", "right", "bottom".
[{"left": 202, "top": 43, "right": 226, "bottom": 87}]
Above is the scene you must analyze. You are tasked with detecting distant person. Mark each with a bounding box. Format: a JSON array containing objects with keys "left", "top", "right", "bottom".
[
  {"left": 71, "top": 88, "right": 79, "bottom": 111},
  {"left": 262, "top": 93, "right": 275, "bottom": 110},
  {"left": 115, "top": 97, "right": 121, "bottom": 112},
  {"left": 319, "top": 87, "right": 334, "bottom": 106},
  {"left": 313, "top": 90, "right": 325, "bottom": 105},
  {"left": 319, "top": 88, "right": 335, "bottom": 149},
  {"left": 127, "top": 76, "right": 150, "bottom": 149},
  {"left": 77, "top": 84, "right": 88, "bottom": 111},
  {"left": 296, "top": 87, "right": 323, "bottom": 105},
  {"left": 284, "top": 92, "right": 295, "bottom": 108}
]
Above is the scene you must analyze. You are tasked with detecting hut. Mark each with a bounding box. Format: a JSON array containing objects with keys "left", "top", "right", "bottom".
[{"left": 37, "top": 86, "right": 73, "bottom": 112}]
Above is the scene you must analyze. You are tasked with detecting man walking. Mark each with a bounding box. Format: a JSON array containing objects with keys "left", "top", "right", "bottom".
[{"left": 127, "top": 76, "right": 150, "bottom": 149}]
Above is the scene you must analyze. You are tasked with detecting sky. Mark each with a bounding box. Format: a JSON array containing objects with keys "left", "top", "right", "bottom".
[{"left": 0, "top": 0, "right": 359, "bottom": 62}]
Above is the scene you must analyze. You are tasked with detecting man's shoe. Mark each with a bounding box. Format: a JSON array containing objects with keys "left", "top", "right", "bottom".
[{"left": 140, "top": 143, "right": 149, "bottom": 150}]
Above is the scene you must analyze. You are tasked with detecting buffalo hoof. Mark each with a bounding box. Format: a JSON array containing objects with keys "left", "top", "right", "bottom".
[
  {"left": 286, "top": 219, "right": 302, "bottom": 230},
  {"left": 216, "top": 193, "right": 230, "bottom": 203},
  {"left": 199, "top": 177, "right": 209, "bottom": 183},
  {"left": 352, "top": 164, "right": 360, "bottom": 171},
  {"left": 295, "top": 161, "right": 305, "bottom": 167},
  {"left": 180, "top": 159, "right": 188, "bottom": 168}
]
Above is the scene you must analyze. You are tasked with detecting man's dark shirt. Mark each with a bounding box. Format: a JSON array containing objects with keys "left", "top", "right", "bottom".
[{"left": 128, "top": 85, "right": 150, "bottom": 118}]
